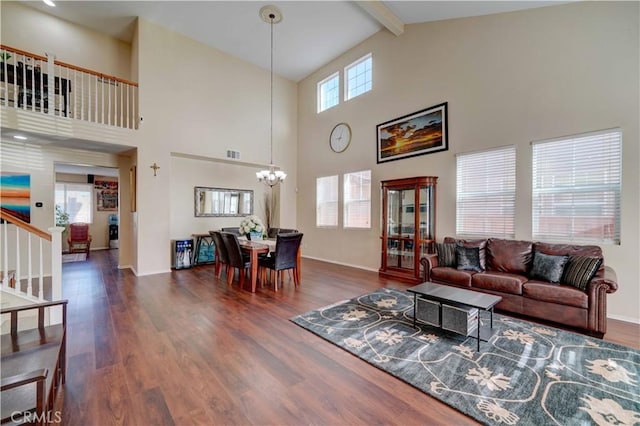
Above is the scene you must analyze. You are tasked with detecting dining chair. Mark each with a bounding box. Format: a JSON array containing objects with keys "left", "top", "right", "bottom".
[
  {"left": 220, "top": 232, "right": 251, "bottom": 289},
  {"left": 267, "top": 228, "right": 299, "bottom": 238},
  {"left": 258, "top": 232, "right": 303, "bottom": 291},
  {"left": 67, "top": 223, "right": 92, "bottom": 258},
  {"left": 221, "top": 227, "right": 242, "bottom": 236},
  {"left": 209, "top": 231, "right": 230, "bottom": 280}
]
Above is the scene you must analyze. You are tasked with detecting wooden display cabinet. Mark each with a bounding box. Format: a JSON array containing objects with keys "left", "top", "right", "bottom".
[{"left": 379, "top": 176, "right": 437, "bottom": 284}]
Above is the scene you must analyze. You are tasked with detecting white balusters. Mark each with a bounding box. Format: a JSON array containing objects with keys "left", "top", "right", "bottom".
[{"left": 26, "top": 233, "right": 32, "bottom": 296}]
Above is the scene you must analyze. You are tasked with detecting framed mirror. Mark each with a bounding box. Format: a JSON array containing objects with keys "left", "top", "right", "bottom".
[{"left": 194, "top": 187, "right": 253, "bottom": 217}]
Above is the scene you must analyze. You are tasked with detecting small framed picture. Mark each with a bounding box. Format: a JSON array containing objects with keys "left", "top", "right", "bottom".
[{"left": 376, "top": 102, "right": 448, "bottom": 163}]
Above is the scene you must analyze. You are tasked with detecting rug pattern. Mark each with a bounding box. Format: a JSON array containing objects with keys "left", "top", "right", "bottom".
[{"left": 291, "top": 288, "right": 640, "bottom": 425}]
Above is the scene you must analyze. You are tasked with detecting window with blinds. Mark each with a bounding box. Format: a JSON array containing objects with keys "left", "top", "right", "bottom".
[
  {"left": 55, "top": 182, "right": 93, "bottom": 223},
  {"left": 343, "top": 170, "right": 371, "bottom": 228},
  {"left": 456, "top": 146, "right": 516, "bottom": 238},
  {"left": 316, "top": 175, "right": 338, "bottom": 227},
  {"left": 532, "top": 129, "right": 621, "bottom": 244}
]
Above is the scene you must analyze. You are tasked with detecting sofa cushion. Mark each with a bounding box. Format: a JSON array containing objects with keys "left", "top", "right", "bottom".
[
  {"left": 431, "top": 267, "right": 474, "bottom": 287},
  {"left": 534, "top": 242, "right": 604, "bottom": 273},
  {"left": 523, "top": 281, "right": 588, "bottom": 309},
  {"left": 486, "top": 238, "right": 532, "bottom": 274},
  {"left": 472, "top": 272, "right": 526, "bottom": 295},
  {"left": 562, "top": 256, "right": 603, "bottom": 291},
  {"left": 445, "top": 237, "right": 487, "bottom": 270},
  {"left": 456, "top": 245, "right": 482, "bottom": 272},
  {"left": 436, "top": 242, "right": 456, "bottom": 267},
  {"left": 530, "top": 252, "right": 569, "bottom": 283}
]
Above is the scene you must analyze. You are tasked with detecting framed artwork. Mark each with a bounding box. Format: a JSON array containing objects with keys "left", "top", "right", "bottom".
[
  {"left": 0, "top": 172, "right": 30, "bottom": 223},
  {"left": 376, "top": 102, "right": 448, "bottom": 164},
  {"left": 95, "top": 179, "right": 118, "bottom": 211}
]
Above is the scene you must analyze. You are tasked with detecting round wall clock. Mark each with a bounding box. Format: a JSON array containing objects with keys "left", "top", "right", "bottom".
[{"left": 329, "top": 123, "right": 352, "bottom": 153}]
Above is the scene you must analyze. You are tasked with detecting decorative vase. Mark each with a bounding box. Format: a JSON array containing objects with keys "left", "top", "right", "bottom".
[{"left": 249, "top": 231, "right": 263, "bottom": 241}]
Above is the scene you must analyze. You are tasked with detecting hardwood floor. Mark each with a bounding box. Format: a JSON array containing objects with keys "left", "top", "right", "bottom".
[{"left": 59, "top": 249, "right": 639, "bottom": 425}]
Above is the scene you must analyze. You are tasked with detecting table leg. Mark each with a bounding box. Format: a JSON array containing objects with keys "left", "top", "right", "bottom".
[
  {"left": 490, "top": 307, "right": 494, "bottom": 328},
  {"left": 477, "top": 313, "right": 481, "bottom": 352},
  {"left": 250, "top": 250, "right": 259, "bottom": 293}
]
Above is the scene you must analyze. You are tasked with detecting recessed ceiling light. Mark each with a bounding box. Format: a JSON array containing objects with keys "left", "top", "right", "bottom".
[
  {"left": 13, "top": 135, "right": 28, "bottom": 140},
  {"left": 42, "top": 0, "right": 55, "bottom": 6}
]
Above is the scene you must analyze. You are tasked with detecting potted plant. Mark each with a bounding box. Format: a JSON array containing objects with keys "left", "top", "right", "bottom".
[
  {"left": 239, "top": 215, "right": 265, "bottom": 240},
  {"left": 55, "top": 205, "right": 70, "bottom": 251}
]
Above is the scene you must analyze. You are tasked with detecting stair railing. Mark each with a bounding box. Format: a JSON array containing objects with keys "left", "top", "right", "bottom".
[{"left": 0, "top": 211, "right": 63, "bottom": 324}]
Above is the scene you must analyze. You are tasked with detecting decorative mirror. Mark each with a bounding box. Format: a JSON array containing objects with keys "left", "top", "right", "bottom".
[{"left": 194, "top": 187, "right": 253, "bottom": 217}]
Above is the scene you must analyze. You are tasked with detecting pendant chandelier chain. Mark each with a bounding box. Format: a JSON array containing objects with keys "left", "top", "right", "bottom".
[{"left": 270, "top": 13, "right": 274, "bottom": 166}]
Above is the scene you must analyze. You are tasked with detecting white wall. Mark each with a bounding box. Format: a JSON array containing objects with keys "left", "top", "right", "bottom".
[
  {"left": 297, "top": 2, "right": 639, "bottom": 323},
  {"left": 0, "top": 1, "right": 132, "bottom": 79}
]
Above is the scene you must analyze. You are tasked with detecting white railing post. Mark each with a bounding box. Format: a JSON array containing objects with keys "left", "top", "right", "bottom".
[
  {"left": 45, "top": 52, "right": 55, "bottom": 115},
  {"left": 48, "top": 226, "right": 64, "bottom": 324}
]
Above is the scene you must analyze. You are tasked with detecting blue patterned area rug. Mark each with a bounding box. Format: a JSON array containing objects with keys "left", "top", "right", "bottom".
[{"left": 291, "top": 288, "right": 640, "bottom": 425}]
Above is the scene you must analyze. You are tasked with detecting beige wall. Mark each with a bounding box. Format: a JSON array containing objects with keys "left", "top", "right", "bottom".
[
  {"left": 0, "top": 1, "right": 132, "bottom": 79},
  {"left": 297, "top": 2, "right": 639, "bottom": 322},
  {"left": 132, "top": 18, "right": 297, "bottom": 274}
]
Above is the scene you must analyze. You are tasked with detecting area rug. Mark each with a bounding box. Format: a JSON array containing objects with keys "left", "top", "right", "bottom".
[
  {"left": 291, "top": 288, "right": 640, "bottom": 425},
  {"left": 62, "top": 253, "right": 87, "bottom": 263}
]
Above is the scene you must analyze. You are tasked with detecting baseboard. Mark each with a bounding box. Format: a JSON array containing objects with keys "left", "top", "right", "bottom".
[
  {"left": 301, "top": 255, "right": 378, "bottom": 273},
  {"left": 607, "top": 313, "right": 640, "bottom": 324},
  {"left": 135, "top": 269, "right": 172, "bottom": 277}
]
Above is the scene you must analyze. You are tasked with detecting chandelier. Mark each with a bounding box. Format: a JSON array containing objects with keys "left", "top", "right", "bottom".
[{"left": 256, "top": 5, "right": 287, "bottom": 187}]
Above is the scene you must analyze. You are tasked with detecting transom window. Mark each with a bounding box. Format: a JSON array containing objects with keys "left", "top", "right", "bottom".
[
  {"left": 456, "top": 146, "right": 516, "bottom": 238},
  {"left": 343, "top": 170, "right": 371, "bottom": 229},
  {"left": 532, "top": 129, "right": 621, "bottom": 244},
  {"left": 317, "top": 73, "right": 339, "bottom": 113},
  {"left": 345, "top": 54, "right": 372, "bottom": 101}
]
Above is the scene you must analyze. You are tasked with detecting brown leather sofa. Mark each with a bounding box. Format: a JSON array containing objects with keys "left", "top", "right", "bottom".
[{"left": 420, "top": 237, "right": 618, "bottom": 336}]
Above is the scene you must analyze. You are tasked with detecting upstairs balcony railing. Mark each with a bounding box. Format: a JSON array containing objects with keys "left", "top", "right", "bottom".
[{"left": 0, "top": 45, "right": 138, "bottom": 129}]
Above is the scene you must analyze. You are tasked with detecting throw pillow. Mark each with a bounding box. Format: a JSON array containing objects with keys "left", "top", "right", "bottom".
[
  {"left": 454, "top": 238, "right": 487, "bottom": 270},
  {"left": 436, "top": 242, "right": 456, "bottom": 267},
  {"left": 530, "top": 252, "right": 569, "bottom": 283},
  {"left": 456, "top": 245, "right": 482, "bottom": 272},
  {"left": 562, "top": 256, "right": 603, "bottom": 291}
]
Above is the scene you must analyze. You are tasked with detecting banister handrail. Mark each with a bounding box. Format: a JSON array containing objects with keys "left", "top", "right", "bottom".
[
  {"left": 53, "top": 60, "right": 139, "bottom": 87},
  {"left": 0, "top": 44, "right": 138, "bottom": 87},
  {"left": 0, "top": 44, "right": 47, "bottom": 61},
  {"left": 0, "top": 211, "right": 52, "bottom": 241}
]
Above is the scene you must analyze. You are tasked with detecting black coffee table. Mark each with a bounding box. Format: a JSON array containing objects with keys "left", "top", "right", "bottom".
[{"left": 407, "top": 282, "right": 502, "bottom": 351}]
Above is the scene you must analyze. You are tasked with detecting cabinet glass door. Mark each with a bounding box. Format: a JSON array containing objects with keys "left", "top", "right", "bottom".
[{"left": 386, "top": 188, "right": 415, "bottom": 269}]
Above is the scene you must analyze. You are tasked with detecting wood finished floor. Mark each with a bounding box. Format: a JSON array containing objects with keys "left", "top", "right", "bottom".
[{"left": 60, "top": 249, "right": 639, "bottom": 425}]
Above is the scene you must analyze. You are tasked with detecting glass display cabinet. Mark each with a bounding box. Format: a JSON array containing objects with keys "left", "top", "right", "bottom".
[{"left": 379, "top": 176, "right": 437, "bottom": 283}]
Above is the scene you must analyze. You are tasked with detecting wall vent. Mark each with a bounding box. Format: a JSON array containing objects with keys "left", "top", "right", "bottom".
[{"left": 226, "top": 150, "right": 241, "bottom": 160}]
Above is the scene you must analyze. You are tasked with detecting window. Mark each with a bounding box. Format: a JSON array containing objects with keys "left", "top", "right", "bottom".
[
  {"left": 317, "top": 72, "right": 339, "bottom": 113},
  {"left": 343, "top": 170, "right": 371, "bottom": 228},
  {"left": 345, "top": 54, "right": 372, "bottom": 101},
  {"left": 55, "top": 183, "right": 93, "bottom": 223},
  {"left": 316, "top": 175, "right": 338, "bottom": 227},
  {"left": 456, "top": 146, "right": 516, "bottom": 238},
  {"left": 532, "top": 129, "right": 621, "bottom": 244}
]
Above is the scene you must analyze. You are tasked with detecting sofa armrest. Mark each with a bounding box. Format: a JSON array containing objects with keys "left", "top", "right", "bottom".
[
  {"left": 589, "top": 266, "right": 618, "bottom": 294},
  {"left": 420, "top": 254, "right": 438, "bottom": 281}
]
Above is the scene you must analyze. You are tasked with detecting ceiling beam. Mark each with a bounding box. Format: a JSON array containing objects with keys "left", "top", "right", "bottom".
[{"left": 356, "top": 1, "right": 404, "bottom": 37}]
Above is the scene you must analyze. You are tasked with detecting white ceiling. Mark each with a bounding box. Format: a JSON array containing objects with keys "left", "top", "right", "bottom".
[{"left": 21, "top": 0, "right": 571, "bottom": 82}]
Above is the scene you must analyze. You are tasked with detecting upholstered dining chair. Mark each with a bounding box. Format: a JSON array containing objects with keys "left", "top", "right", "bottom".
[
  {"left": 267, "top": 228, "right": 299, "bottom": 238},
  {"left": 209, "top": 231, "right": 230, "bottom": 280},
  {"left": 67, "top": 223, "right": 92, "bottom": 257},
  {"left": 258, "top": 232, "right": 303, "bottom": 291},
  {"left": 220, "top": 232, "right": 251, "bottom": 289},
  {"left": 221, "top": 227, "right": 242, "bottom": 236}
]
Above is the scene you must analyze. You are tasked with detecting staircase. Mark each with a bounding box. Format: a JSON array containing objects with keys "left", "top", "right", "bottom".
[{"left": 0, "top": 211, "right": 63, "bottom": 330}]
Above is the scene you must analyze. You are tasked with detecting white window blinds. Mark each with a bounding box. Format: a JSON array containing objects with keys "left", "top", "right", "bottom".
[
  {"left": 55, "top": 182, "right": 93, "bottom": 223},
  {"left": 456, "top": 146, "right": 516, "bottom": 238},
  {"left": 316, "top": 175, "right": 338, "bottom": 227},
  {"left": 343, "top": 170, "right": 371, "bottom": 228},
  {"left": 532, "top": 129, "right": 621, "bottom": 244}
]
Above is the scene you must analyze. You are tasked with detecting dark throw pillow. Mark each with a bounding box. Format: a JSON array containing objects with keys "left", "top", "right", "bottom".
[
  {"left": 562, "top": 256, "right": 603, "bottom": 290},
  {"left": 456, "top": 245, "right": 482, "bottom": 272},
  {"left": 436, "top": 242, "right": 456, "bottom": 267},
  {"left": 530, "top": 252, "right": 569, "bottom": 283}
]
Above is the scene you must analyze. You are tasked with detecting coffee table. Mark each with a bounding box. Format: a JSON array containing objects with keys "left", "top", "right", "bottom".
[{"left": 407, "top": 282, "right": 502, "bottom": 351}]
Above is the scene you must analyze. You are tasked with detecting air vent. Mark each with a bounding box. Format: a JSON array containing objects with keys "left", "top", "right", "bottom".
[{"left": 226, "top": 150, "right": 241, "bottom": 160}]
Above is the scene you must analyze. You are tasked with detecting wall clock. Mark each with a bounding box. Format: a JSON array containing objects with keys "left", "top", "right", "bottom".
[{"left": 329, "top": 123, "right": 352, "bottom": 153}]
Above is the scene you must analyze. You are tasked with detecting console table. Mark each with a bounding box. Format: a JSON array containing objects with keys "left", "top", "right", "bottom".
[{"left": 191, "top": 233, "right": 215, "bottom": 265}]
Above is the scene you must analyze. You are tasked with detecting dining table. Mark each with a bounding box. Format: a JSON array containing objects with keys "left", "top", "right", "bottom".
[{"left": 237, "top": 237, "right": 301, "bottom": 293}]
